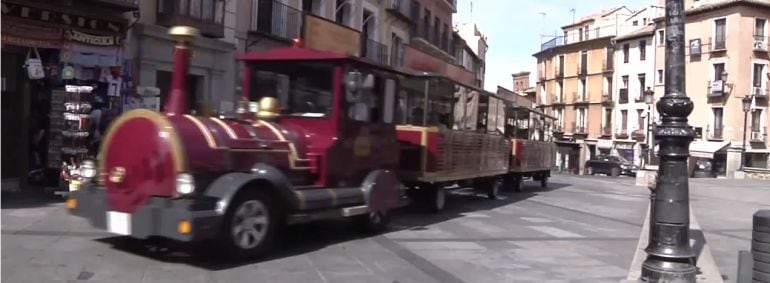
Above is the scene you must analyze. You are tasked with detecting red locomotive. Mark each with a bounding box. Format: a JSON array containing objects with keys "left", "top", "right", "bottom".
[{"left": 67, "top": 26, "right": 555, "bottom": 258}]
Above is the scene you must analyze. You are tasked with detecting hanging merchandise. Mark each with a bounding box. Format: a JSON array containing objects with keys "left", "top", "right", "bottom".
[
  {"left": 59, "top": 85, "right": 95, "bottom": 192},
  {"left": 24, "top": 48, "right": 46, "bottom": 80}
]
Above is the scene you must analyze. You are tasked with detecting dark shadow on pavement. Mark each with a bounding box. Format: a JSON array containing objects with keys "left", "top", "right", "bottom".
[
  {"left": 94, "top": 181, "right": 571, "bottom": 271},
  {"left": 1, "top": 188, "right": 63, "bottom": 210}
]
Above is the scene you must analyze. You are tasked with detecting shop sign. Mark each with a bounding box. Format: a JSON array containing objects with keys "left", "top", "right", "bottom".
[
  {"left": 1, "top": 2, "right": 125, "bottom": 34},
  {"left": 66, "top": 30, "right": 120, "bottom": 46},
  {"left": 303, "top": 14, "right": 360, "bottom": 57},
  {"left": 1, "top": 17, "right": 62, "bottom": 48}
]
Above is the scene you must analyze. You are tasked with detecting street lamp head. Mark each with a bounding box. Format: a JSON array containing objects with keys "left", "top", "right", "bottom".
[
  {"left": 644, "top": 87, "right": 654, "bottom": 105},
  {"left": 742, "top": 96, "right": 752, "bottom": 112}
]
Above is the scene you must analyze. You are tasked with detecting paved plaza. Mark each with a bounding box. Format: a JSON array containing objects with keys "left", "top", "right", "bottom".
[{"left": 2, "top": 175, "right": 768, "bottom": 282}]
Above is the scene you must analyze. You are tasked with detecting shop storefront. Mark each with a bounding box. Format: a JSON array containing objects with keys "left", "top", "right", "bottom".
[
  {"left": 614, "top": 142, "right": 636, "bottom": 164},
  {"left": 1, "top": 1, "right": 130, "bottom": 191},
  {"left": 555, "top": 141, "right": 581, "bottom": 174}
]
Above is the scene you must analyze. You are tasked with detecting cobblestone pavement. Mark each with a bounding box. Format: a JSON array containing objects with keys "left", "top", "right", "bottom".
[{"left": 2, "top": 175, "right": 768, "bottom": 283}]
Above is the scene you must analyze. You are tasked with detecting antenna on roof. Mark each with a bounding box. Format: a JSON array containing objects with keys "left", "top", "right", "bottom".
[
  {"left": 570, "top": 8, "right": 576, "bottom": 24},
  {"left": 470, "top": 1, "right": 473, "bottom": 22}
]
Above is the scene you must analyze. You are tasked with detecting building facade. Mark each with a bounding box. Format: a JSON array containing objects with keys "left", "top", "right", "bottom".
[
  {"left": 130, "top": 0, "right": 238, "bottom": 115},
  {"left": 456, "top": 23, "right": 488, "bottom": 88},
  {"left": 535, "top": 7, "right": 632, "bottom": 175},
  {"left": 652, "top": 0, "right": 770, "bottom": 178},
  {"left": 611, "top": 7, "right": 660, "bottom": 167}
]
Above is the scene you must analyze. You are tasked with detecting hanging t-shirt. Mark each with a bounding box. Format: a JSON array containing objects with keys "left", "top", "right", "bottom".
[{"left": 105, "top": 76, "right": 123, "bottom": 97}]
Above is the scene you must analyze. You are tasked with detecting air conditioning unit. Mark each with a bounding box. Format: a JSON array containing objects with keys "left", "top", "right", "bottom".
[
  {"left": 751, "top": 131, "right": 765, "bottom": 141},
  {"left": 755, "top": 39, "right": 766, "bottom": 50}
]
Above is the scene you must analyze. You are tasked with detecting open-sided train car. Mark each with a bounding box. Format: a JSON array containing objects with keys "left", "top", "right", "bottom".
[
  {"left": 395, "top": 74, "right": 511, "bottom": 212},
  {"left": 496, "top": 103, "right": 557, "bottom": 191}
]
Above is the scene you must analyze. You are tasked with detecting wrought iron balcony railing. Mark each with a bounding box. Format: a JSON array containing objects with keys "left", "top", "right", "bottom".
[
  {"left": 615, "top": 128, "right": 629, "bottom": 139},
  {"left": 601, "top": 125, "right": 613, "bottom": 137},
  {"left": 386, "top": 0, "right": 412, "bottom": 23},
  {"left": 601, "top": 93, "right": 614, "bottom": 107},
  {"left": 362, "top": 38, "right": 389, "bottom": 65},
  {"left": 157, "top": 0, "right": 225, "bottom": 38},
  {"left": 249, "top": 0, "right": 303, "bottom": 41}
]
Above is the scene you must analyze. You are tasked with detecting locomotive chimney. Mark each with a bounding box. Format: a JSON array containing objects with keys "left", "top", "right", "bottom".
[{"left": 164, "top": 26, "right": 200, "bottom": 116}]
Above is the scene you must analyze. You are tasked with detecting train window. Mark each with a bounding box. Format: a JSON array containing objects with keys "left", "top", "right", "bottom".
[
  {"left": 249, "top": 62, "right": 334, "bottom": 118},
  {"left": 398, "top": 76, "right": 429, "bottom": 126}
]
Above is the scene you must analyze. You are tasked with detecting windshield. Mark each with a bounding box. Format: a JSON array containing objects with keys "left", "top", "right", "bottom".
[{"left": 249, "top": 62, "right": 334, "bottom": 118}]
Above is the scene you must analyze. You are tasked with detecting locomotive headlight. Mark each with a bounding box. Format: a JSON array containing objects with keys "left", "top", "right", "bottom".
[
  {"left": 79, "top": 160, "right": 97, "bottom": 179},
  {"left": 176, "top": 173, "right": 195, "bottom": 195}
]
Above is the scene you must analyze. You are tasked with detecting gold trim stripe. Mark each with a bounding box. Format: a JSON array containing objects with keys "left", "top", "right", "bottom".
[
  {"left": 209, "top": 117, "right": 238, "bottom": 139},
  {"left": 184, "top": 115, "right": 218, "bottom": 148},
  {"left": 98, "top": 109, "right": 187, "bottom": 173},
  {"left": 255, "top": 120, "right": 312, "bottom": 170}
]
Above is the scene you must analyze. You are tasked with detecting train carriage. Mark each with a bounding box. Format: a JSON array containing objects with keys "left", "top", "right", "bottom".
[{"left": 395, "top": 74, "right": 512, "bottom": 212}]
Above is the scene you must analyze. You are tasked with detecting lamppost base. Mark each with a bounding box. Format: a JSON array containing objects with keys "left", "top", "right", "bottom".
[{"left": 641, "top": 257, "right": 697, "bottom": 282}]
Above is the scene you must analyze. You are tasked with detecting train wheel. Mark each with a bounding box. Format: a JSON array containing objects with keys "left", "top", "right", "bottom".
[
  {"left": 354, "top": 210, "right": 390, "bottom": 234},
  {"left": 218, "top": 190, "right": 279, "bottom": 259},
  {"left": 487, "top": 178, "right": 503, "bottom": 200},
  {"left": 511, "top": 176, "right": 523, "bottom": 193},
  {"left": 428, "top": 186, "right": 446, "bottom": 213}
]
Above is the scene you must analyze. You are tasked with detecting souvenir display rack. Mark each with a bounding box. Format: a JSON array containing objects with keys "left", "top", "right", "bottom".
[{"left": 59, "top": 85, "right": 93, "bottom": 184}]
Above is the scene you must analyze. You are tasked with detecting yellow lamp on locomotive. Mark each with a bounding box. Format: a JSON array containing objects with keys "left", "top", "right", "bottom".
[{"left": 257, "top": 96, "right": 280, "bottom": 119}]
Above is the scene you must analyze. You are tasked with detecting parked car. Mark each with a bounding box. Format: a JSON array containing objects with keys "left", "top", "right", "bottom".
[
  {"left": 691, "top": 158, "right": 717, "bottom": 178},
  {"left": 584, "top": 155, "right": 638, "bottom": 177}
]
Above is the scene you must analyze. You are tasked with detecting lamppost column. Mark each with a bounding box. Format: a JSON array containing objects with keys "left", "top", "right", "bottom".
[{"left": 640, "top": 0, "right": 697, "bottom": 281}]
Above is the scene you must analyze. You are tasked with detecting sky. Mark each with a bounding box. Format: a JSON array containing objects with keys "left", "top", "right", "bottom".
[{"left": 453, "top": 0, "right": 653, "bottom": 92}]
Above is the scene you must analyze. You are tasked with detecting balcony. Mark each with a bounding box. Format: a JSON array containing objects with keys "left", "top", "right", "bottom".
[
  {"left": 386, "top": 0, "right": 413, "bottom": 23},
  {"left": 754, "top": 36, "right": 770, "bottom": 53},
  {"left": 390, "top": 43, "right": 404, "bottom": 67},
  {"left": 632, "top": 129, "right": 645, "bottom": 140},
  {"left": 619, "top": 88, "right": 629, "bottom": 104},
  {"left": 157, "top": 0, "right": 224, "bottom": 38},
  {"left": 572, "top": 122, "right": 587, "bottom": 135},
  {"left": 602, "top": 59, "right": 613, "bottom": 72},
  {"left": 707, "top": 80, "right": 727, "bottom": 98},
  {"left": 412, "top": 21, "right": 452, "bottom": 57},
  {"left": 249, "top": 0, "right": 303, "bottom": 41},
  {"left": 601, "top": 125, "right": 613, "bottom": 137},
  {"left": 578, "top": 64, "right": 588, "bottom": 77},
  {"left": 552, "top": 95, "right": 565, "bottom": 106},
  {"left": 538, "top": 72, "right": 546, "bottom": 83},
  {"left": 601, "top": 93, "right": 614, "bottom": 107},
  {"left": 91, "top": 0, "right": 138, "bottom": 11},
  {"left": 553, "top": 124, "right": 565, "bottom": 134},
  {"left": 362, "top": 37, "right": 389, "bottom": 65},
  {"left": 751, "top": 86, "right": 769, "bottom": 98},
  {"left": 556, "top": 68, "right": 564, "bottom": 79},
  {"left": 615, "top": 128, "right": 629, "bottom": 139},
  {"left": 573, "top": 93, "right": 589, "bottom": 105},
  {"left": 711, "top": 36, "right": 726, "bottom": 52},
  {"left": 709, "top": 126, "right": 723, "bottom": 140},
  {"left": 751, "top": 129, "right": 766, "bottom": 142}
]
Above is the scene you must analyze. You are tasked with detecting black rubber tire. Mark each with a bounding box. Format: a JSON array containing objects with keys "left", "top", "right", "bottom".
[
  {"left": 354, "top": 210, "right": 390, "bottom": 234},
  {"left": 610, "top": 167, "right": 620, "bottom": 177},
  {"left": 217, "top": 190, "right": 280, "bottom": 260},
  {"left": 540, "top": 175, "right": 548, "bottom": 188},
  {"left": 755, "top": 231, "right": 770, "bottom": 244},
  {"left": 486, "top": 178, "right": 502, "bottom": 200},
  {"left": 754, "top": 241, "right": 770, "bottom": 254},
  {"left": 755, "top": 210, "right": 770, "bottom": 233},
  {"left": 755, "top": 259, "right": 770, "bottom": 273},
  {"left": 753, "top": 269, "right": 770, "bottom": 282},
  {"left": 754, "top": 250, "right": 770, "bottom": 264}
]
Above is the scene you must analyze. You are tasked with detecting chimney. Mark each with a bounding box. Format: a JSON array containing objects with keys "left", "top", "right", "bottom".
[
  {"left": 164, "top": 26, "right": 199, "bottom": 116},
  {"left": 512, "top": 71, "right": 531, "bottom": 92}
]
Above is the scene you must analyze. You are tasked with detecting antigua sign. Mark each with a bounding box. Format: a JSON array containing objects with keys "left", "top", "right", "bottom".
[
  {"left": 66, "top": 30, "right": 120, "bottom": 46},
  {"left": 1, "top": 2, "right": 125, "bottom": 34}
]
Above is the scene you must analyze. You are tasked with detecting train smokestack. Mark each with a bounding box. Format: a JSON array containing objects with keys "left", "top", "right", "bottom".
[{"left": 164, "top": 26, "right": 199, "bottom": 116}]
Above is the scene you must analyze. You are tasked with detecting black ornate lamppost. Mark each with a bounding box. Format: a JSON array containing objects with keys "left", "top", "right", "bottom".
[
  {"left": 641, "top": 0, "right": 697, "bottom": 281},
  {"left": 644, "top": 87, "right": 655, "bottom": 168},
  {"left": 741, "top": 96, "right": 752, "bottom": 170}
]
